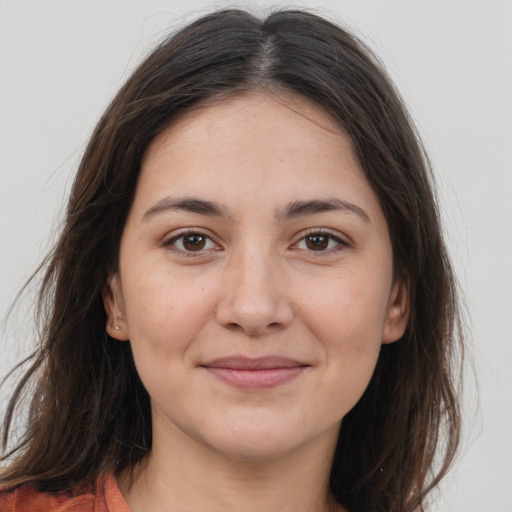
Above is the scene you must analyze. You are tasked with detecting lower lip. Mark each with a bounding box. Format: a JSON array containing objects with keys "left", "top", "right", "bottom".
[{"left": 204, "top": 367, "right": 306, "bottom": 389}]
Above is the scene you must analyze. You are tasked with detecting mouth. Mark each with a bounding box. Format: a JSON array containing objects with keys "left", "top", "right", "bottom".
[{"left": 200, "top": 356, "right": 310, "bottom": 389}]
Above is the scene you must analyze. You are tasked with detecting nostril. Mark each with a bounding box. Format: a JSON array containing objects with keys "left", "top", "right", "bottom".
[
  {"left": 215, "top": 295, "right": 294, "bottom": 335},
  {"left": 226, "top": 322, "right": 244, "bottom": 332},
  {"left": 224, "top": 321, "right": 281, "bottom": 336}
]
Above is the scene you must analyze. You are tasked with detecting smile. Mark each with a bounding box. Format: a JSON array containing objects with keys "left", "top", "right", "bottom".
[{"left": 201, "top": 356, "right": 309, "bottom": 389}]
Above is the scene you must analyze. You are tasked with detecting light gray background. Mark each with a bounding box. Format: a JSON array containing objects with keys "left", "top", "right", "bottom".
[{"left": 1, "top": 1, "right": 511, "bottom": 510}]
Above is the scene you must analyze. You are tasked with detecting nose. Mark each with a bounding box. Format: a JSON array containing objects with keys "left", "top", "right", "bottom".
[{"left": 215, "top": 249, "right": 294, "bottom": 336}]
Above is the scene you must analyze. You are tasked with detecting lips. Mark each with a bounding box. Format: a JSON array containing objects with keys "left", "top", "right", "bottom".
[{"left": 201, "top": 356, "right": 309, "bottom": 389}]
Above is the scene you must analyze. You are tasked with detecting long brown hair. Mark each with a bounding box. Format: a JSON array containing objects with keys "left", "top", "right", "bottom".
[{"left": 1, "top": 9, "right": 463, "bottom": 511}]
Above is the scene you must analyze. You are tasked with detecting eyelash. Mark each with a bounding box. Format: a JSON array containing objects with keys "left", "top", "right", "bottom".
[
  {"left": 162, "top": 228, "right": 348, "bottom": 256},
  {"left": 291, "top": 229, "right": 348, "bottom": 255},
  {"left": 162, "top": 228, "right": 220, "bottom": 256}
]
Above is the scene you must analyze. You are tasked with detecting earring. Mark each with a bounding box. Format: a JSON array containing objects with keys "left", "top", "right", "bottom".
[{"left": 114, "top": 325, "right": 121, "bottom": 330}]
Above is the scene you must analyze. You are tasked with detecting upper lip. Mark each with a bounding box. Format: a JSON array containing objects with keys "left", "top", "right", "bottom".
[{"left": 201, "top": 356, "right": 308, "bottom": 370}]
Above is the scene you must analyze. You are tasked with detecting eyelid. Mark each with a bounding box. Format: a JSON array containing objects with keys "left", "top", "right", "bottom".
[
  {"left": 290, "top": 228, "right": 350, "bottom": 253},
  {"left": 161, "top": 226, "right": 349, "bottom": 256},
  {"left": 162, "top": 227, "right": 222, "bottom": 255}
]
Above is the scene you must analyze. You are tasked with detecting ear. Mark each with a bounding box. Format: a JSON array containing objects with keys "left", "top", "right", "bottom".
[
  {"left": 382, "top": 275, "right": 410, "bottom": 344},
  {"left": 103, "top": 273, "right": 129, "bottom": 341}
]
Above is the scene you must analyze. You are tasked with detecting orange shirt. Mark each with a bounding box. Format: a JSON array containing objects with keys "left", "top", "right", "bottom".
[{"left": 0, "top": 474, "right": 130, "bottom": 512}]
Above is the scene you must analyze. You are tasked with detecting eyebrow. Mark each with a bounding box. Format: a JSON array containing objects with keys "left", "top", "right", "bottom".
[
  {"left": 142, "top": 197, "right": 226, "bottom": 221},
  {"left": 142, "top": 196, "right": 370, "bottom": 223},
  {"left": 280, "top": 198, "right": 370, "bottom": 222}
]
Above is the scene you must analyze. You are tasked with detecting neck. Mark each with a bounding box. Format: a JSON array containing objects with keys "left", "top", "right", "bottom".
[{"left": 118, "top": 420, "right": 345, "bottom": 512}]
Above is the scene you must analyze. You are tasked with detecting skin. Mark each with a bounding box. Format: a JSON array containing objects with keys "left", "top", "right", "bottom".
[{"left": 104, "top": 92, "right": 409, "bottom": 512}]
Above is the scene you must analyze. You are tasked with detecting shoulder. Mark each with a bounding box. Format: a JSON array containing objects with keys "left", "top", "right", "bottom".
[
  {"left": 0, "top": 484, "right": 95, "bottom": 512},
  {"left": 0, "top": 474, "right": 129, "bottom": 512}
]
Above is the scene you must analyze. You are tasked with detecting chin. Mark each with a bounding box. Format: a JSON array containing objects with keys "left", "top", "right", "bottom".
[
  {"left": 203, "top": 419, "right": 339, "bottom": 463},
  {"left": 211, "top": 437, "right": 304, "bottom": 462}
]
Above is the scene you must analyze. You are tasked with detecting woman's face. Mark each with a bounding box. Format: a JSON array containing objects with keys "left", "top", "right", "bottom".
[{"left": 105, "top": 92, "right": 409, "bottom": 461}]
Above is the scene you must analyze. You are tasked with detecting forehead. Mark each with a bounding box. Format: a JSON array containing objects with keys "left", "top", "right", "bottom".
[{"left": 134, "top": 92, "right": 382, "bottom": 224}]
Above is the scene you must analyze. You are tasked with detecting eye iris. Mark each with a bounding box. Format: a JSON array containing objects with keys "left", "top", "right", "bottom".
[
  {"left": 306, "top": 235, "right": 329, "bottom": 251},
  {"left": 183, "top": 234, "right": 206, "bottom": 251}
]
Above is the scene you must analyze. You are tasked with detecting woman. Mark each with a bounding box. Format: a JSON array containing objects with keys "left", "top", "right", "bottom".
[{"left": 0, "top": 8, "right": 463, "bottom": 512}]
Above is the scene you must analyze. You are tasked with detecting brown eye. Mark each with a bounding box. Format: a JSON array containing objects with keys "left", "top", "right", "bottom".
[
  {"left": 294, "top": 231, "right": 347, "bottom": 253},
  {"left": 182, "top": 234, "right": 206, "bottom": 251},
  {"left": 165, "top": 231, "right": 218, "bottom": 254},
  {"left": 305, "top": 235, "right": 329, "bottom": 251}
]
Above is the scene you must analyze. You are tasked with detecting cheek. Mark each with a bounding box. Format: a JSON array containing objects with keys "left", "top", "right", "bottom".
[
  {"left": 122, "top": 265, "right": 218, "bottom": 358},
  {"left": 298, "top": 270, "right": 390, "bottom": 407},
  {"left": 303, "top": 271, "right": 391, "bottom": 346},
  {"left": 121, "top": 272, "right": 218, "bottom": 402}
]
